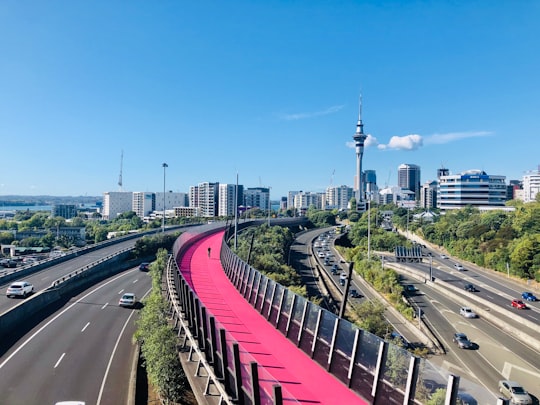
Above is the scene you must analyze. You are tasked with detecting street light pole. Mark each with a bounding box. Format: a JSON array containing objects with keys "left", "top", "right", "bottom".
[{"left": 162, "top": 163, "right": 168, "bottom": 233}]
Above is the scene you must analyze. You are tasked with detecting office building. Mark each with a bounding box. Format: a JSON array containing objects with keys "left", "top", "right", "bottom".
[
  {"left": 133, "top": 192, "right": 155, "bottom": 218},
  {"left": 218, "top": 184, "right": 244, "bottom": 217},
  {"left": 190, "top": 182, "right": 219, "bottom": 217},
  {"left": 420, "top": 180, "right": 438, "bottom": 209},
  {"left": 102, "top": 192, "right": 133, "bottom": 220},
  {"left": 398, "top": 164, "right": 421, "bottom": 201},
  {"left": 437, "top": 170, "right": 507, "bottom": 211},
  {"left": 244, "top": 187, "right": 270, "bottom": 211}
]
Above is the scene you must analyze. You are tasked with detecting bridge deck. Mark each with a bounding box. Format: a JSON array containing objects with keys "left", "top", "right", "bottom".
[{"left": 179, "top": 231, "right": 367, "bottom": 404}]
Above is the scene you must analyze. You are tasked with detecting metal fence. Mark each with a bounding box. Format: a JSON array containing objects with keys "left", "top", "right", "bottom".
[{"left": 169, "top": 225, "right": 505, "bottom": 405}]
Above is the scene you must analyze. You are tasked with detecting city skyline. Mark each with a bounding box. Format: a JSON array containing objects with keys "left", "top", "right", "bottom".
[{"left": 1, "top": 2, "right": 539, "bottom": 198}]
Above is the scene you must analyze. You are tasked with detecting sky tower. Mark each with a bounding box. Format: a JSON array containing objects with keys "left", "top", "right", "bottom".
[{"left": 353, "top": 95, "right": 367, "bottom": 211}]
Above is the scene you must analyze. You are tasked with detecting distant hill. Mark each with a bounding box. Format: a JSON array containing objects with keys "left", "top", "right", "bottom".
[{"left": 0, "top": 195, "right": 102, "bottom": 206}]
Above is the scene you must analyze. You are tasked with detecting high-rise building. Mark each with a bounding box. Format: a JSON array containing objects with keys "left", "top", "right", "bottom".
[
  {"left": 437, "top": 170, "right": 507, "bottom": 210},
  {"left": 325, "top": 185, "right": 353, "bottom": 210},
  {"left": 218, "top": 184, "right": 244, "bottom": 217},
  {"left": 352, "top": 97, "right": 368, "bottom": 211},
  {"left": 244, "top": 187, "right": 270, "bottom": 211},
  {"left": 398, "top": 164, "right": 421, "bottom": 201},
  {"left": 132, "top": 192, "right": 155, "bottom": 218},
  {"left": 190, "top": 182, "right": 219, "bottom": 217}
]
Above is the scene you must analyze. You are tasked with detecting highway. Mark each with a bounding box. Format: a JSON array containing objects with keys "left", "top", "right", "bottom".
[
  {"left": 0, "top": 267, "right": 151, "bottom": 405},
  {"left": 0, "top": 237, "right": 145, "bottom": 314}
]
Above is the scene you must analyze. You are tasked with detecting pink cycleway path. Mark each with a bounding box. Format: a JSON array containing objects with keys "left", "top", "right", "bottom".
[{"left": 178, "top": 231, "right": 367, "bottom": 405}]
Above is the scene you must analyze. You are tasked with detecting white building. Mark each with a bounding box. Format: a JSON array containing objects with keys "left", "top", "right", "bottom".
[
  {"left": 102, "top": 192, "right": 133, "bottom": 220},
  {"left": 190, "top": 182, "right": 219, "bottom": 217},
  {"left": 325, "top": 185, "right": 353, "bottom": 210},
  {"left": 420, "top": 180, "right": 438, "bottom": 209},
  {"left": 522, "top": 169, "right": 540, "bottom": 203},
  {"left": 218, "top": 184, "right": 237, "bottom": 217},
  {"left": 437, "top": 170, "right": 507, "bottom": 211},
  {"left": 155, "top": 192, "right": 187, "bottom": 212},
  {"left": 133, "top": 192, "right": 155, "bottom": 218}
]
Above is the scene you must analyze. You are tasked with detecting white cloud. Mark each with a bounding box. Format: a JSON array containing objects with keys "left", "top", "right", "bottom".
[
  {"left": 424, "top": 131, "right": 493, "bottom": 144},
  {"left": 378, "top": 134, "right": 423, "bottom": 151},
  {"left": 279, "top": 105, "right": 344, "bottom": 121}
]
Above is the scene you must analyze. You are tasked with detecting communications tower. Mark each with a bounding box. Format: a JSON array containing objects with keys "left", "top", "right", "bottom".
[{"left": 353, "top": 96, "right": 367, "bottom": 211}]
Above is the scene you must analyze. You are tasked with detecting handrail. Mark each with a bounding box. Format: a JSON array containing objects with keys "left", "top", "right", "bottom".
[{"left": 165, "top": 254, "right": 234, "bottom": 404}]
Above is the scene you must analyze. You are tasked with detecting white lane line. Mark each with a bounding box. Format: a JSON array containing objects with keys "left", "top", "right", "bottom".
[
  {"left": 132, "top": 279, "right": 138, "bottom": 284},
  {"left": 96, "top": 287, "right": 152, "bottom": 405},
  {"left": 81, "top": 322, "right": 90, "bottom": 333},
  {"left": 118, "top": 289, "right": 124, "bottom": 295},
  {"left": 54, "top": 353, "right": 66, "bottom": 369},
  {"left": 101, "top": 303, "right": 108, "bottom": 310},
  {"left": 0, "top": 271, "right": 132, "bottom": 370}
]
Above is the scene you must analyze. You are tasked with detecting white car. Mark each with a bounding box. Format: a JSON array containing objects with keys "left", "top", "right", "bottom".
[
  {"left": 454, "top": 263, "right": 464, "bottom": 271},
  {"left": 498, "top": 380, "right": 532, "bottom": 405},
  {"left": 440, "top": 254, "right": 449, "bottom": 259},
  {"left": 6, "top": 281, "right": 34, "bottom": 298},
  {"left": 459, "top": 307, "right": 477, "bottom": 318},
  {"left": 119, "top": 293, "right": 137, "bottom": 307}
]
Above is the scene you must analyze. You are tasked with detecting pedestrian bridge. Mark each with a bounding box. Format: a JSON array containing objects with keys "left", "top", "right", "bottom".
[{"left": 165, "top": 222, "right": 497, "bottom": 405}]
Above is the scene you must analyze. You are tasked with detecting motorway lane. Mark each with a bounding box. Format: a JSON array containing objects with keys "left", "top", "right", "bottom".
[
  {"left": 0, "top": 238, "right": 144, "bottom": 314},
  {"left": 0, "top": 267, "right": 151, "bottom": 405},
  {"left": 408, "top": 275, "right": 540, "bottom": 401}
]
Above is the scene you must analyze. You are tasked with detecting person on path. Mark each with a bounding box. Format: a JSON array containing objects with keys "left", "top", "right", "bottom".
[{"left": 208, "top": 247, "right": 211, "bottom": 257}]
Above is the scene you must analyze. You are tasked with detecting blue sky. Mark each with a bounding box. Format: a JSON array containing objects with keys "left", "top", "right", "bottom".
[{"left": 1, "top": 1, "right": 539, "bottom": 199}]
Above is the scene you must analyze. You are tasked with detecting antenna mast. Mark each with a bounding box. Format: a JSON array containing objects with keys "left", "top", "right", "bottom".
[{"left": 118, "top": 150, "right": 123, "bottom": 191}]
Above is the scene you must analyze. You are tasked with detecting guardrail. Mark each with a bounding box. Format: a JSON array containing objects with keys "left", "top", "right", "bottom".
[{"left": 219, "top": 235, "right": 506, "bottom": 405}]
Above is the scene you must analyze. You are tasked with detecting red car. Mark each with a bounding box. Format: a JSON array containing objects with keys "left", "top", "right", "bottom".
[{"left": 511, "top": 299, "right": 527, "bottom": 309}]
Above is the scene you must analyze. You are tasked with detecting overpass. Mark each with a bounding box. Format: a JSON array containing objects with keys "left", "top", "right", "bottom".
[{"left": 166, "top": 223, "right": 502, "bottom": 405}]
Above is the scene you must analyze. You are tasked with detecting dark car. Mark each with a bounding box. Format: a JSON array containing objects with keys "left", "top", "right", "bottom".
[
  {"left": 405, "top": 284, "right": 417, "bottom": 294},
  {"left": 0, "top": 259, "right": 17, "bottom": 268},
  {"left": 453, "top": 332, "right": 474, "bottom": 349},
  {"left": 331, "top": 264, "right": 339, "bottom": 274},
  {"left": 349, "top": 289, "right": 362, "bottom": 298},
  {"left": 464, "top": 283, "right": 476, "bottom": 292},
  {"left": 139, "top": 262, "right": 150, "bottom": 271}
]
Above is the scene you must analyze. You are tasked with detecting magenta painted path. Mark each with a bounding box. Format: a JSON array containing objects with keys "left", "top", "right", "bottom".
[{"left": 178, "top": 231, "right": 368, "bottom": 405}]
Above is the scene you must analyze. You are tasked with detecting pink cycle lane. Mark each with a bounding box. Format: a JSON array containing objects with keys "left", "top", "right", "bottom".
[{"left": 178, "top": 231, "right": 368, "bottom": 405}]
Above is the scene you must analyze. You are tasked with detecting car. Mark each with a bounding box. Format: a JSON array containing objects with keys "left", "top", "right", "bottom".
[
  {"left": 452, "top": 332, "right": 473, "bottom": 349},
  {"left": 6, "top": 281, "right": 34, "bottom": 298},
  {"left": 0, "top": 259, "right": 17, "bottom": 268},
  {"left": 453, "top": 263, "right": 464, "bottom": 271},
  {"left": 404, "top": 284, "right": 417, "bottom": 293},
  {"left": 331, "top": 264, "right": 340, "bottom": 274},
  {"left": 139, "top": 262, "right": 150, "bottom": 271},
  {"left": 339, "top": 272, "right": 347, "bottom": 286},
  {"left": 464, "top": 283, "right": 476, "bottom": 292},
  {"left": 459, "top": 307, "right": 477, "bottom": 318},
  {"left": 317, "top": 251, "right": 325, "bottom": 258},
  {"left": 119, "top": 293, "right": 137, "bottom": 308},
  {"left": 521, "top": 292, "right": 537, "bottom": 301},
  {"left": 349, "top": 289, "right": 362, "bottom": 298},
  {"left": 511, "top": 299, "right": 527, "bottom": 309},
  {"left": 440, "top": 254, "right": 449, "bottom": 259},
  {"left": 498, "top": 380, "right": 532, "bottom": 405}
]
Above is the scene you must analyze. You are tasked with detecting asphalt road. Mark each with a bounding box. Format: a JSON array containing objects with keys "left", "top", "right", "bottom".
[
  {"left": 0, "top": 267, "right": 151, "bottom": 405},
  {"left": 0, "top": 238, "right": 144, "bottom": 314}
]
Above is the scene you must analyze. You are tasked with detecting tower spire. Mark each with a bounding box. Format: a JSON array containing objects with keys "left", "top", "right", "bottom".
[{"left": 353, "top": 93, "right": 367, "bottom": 211}]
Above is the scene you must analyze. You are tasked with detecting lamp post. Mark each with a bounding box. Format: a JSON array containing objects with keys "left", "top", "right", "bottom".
[{"left": 162, "top": 163, "right": 168, "bottom": 233}]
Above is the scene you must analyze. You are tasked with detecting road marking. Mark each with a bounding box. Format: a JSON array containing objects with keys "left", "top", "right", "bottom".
[
  {"left": 132, "top": 279, "right": 138, "bottom": 284},
  {"left": 81, "top": 322, "right": 90, "bottom": 332},
  {"left": 0, "top": 271, "right": 133, "bottom": 370},
  {"left": 101, "top": 303, "right": 108, "bottom": 310},
  {"left": 502, "top": 362, "right": 540, "bottom": 379},
  {"left": 54, "top": 353, "right": 66, "bottom": 369},
  {"left": 118, "top": 289, "right": 124, "bottom": 294},
  {"left": 96, "top": 287, "right": 152, "bottom": 405}
]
